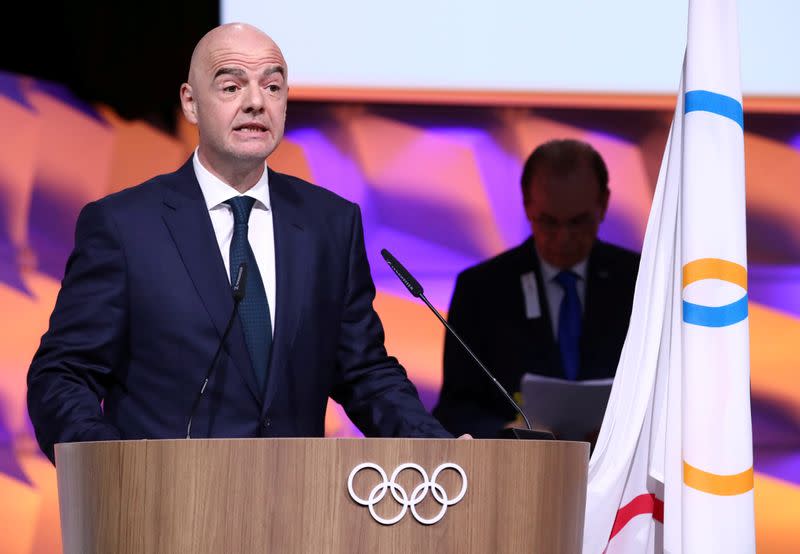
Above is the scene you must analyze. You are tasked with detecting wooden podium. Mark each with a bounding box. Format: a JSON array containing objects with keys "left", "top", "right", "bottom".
[{"left": 55, "top": 438, "right": 588, "bottom": 553}]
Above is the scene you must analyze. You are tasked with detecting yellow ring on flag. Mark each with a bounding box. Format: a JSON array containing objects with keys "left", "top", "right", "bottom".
[
  {"left": 683, "top": 461, "right": 754, "bottom": 496},
  {"left": 682, "top": 258, "right": 747, "bottom": 289}
]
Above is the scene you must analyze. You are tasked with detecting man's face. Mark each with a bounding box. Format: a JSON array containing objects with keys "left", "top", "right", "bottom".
[
  {"left": 181, "top": 26, "right": 288, "bottom": 173},
  {"left": 524, "top": 165, "right": 609, "bottom": 269}
]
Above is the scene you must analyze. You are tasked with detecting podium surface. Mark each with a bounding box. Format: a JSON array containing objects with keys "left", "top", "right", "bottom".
[{"left": 56, "top": 438, "right": 588, "bottom": 553}]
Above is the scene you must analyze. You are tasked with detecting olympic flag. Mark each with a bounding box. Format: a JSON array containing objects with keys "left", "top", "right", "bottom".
[{"left": 582, "top": 0, "right": 755, "bottom": 552}]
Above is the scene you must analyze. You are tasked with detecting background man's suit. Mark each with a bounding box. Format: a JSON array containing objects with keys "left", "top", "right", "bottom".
[
  {"left": 28, "top": 160, "right": 449, "bottom": 463},
  {"left": 433, "top": 237, "right": 640, "bottom": 438}
]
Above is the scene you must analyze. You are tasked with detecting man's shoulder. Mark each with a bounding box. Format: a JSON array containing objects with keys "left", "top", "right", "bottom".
[
  {"left": 592, "top": 240, "right": 641, "bottom": 270},
  {"left": 457, "top": 240, "right": 533, "bottom": 284},
  {"left": 91, "top": 162, "right": 188, "bottom": 213},
  {"left": 268, "top": 169, "right": 355, "bottom": 214}
]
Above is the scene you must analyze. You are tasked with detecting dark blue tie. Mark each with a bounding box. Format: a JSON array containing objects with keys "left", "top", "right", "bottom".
[
  {"left": 226, "top": 196, "right": 272, "bottom": 392},
  {"left": 555, "top": 270, "right": 581, "bottom": 380}
]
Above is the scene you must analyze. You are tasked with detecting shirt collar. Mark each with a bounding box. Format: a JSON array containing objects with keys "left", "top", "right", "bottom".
[
  {"left": 536, "top": 248, "right": 589, "bottom": 283},
  {"left": 192, "top": 148, "right": 271, "bottom": 211}
]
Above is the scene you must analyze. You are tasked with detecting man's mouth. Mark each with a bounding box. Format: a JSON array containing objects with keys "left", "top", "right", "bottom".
[{"left": 234, "top": 123, "right": 268, "bottom": 133}]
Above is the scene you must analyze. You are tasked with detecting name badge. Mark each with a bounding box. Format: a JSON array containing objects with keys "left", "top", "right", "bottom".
[{"left": 520, "top": 272, "right": 541, "bottom": 319}]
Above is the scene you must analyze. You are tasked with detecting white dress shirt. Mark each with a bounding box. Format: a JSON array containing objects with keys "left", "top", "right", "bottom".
[
  {"left": 536, "top": 250, "right": 588, "bottom": 341},
  {"left": 193, "top": 150, "right": 276, "bottom": 335}
]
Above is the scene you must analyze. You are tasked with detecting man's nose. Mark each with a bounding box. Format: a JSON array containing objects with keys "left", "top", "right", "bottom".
[
  {"left": 242, "top": 84, "right": 265, "bottom": 113},
  {"left": 553, "top": 224, "right": 575, "bottom": 243}
]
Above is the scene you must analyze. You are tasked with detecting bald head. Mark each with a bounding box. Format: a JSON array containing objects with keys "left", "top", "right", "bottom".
[
  {"left": 180, "top": 22, "right": 289, "bottom": 190},
  {"left": 188, "top": 23, "right": 287, "bottom": 86}
]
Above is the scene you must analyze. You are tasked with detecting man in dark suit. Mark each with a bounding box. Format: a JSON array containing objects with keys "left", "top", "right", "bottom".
[
  {"left": 27, "top": 23, "right": 450, "bottom": 464},
  {"left": 433, "top": 139, "right": 639, "bottom": 438}
]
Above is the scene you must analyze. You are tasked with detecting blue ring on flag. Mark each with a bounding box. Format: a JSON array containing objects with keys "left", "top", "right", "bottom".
[
  {"left": 685, "top": 90, "right": 744, "bottom": 129},
  {"left": 682, "top": 294, "right": 748, "bottom": 327}
]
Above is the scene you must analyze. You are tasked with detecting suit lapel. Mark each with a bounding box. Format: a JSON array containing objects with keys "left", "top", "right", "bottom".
[
  {"left": 160, "top": 159, "right": 262, "bottom": 405},
  {"left": 524, "top": 239, "right": 562, "bottom": 376},
  {"left": 262, "top": 170, "right": 309, "bottom": 413},
  {"left": 581, "top": 243, "right": 612, "bottom": 373}
]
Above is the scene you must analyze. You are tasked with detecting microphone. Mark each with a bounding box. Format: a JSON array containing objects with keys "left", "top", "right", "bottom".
[
  {"left": 232, "top": 261, "right": 247, "bottom": 301},
  {"left": 186, "top": 263, "right": 247, "bottom": 439},
  {"left": 381, "top": 249, "right": 550, "bottom": 440}
]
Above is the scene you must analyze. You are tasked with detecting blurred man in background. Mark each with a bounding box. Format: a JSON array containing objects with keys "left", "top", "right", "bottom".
[{"left": 434, "top": 139, "right": 640, "bottom": 438}]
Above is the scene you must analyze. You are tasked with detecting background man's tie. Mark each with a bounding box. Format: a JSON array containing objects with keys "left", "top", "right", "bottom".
[{"left": 555, "top": 270, "right": 581, "bottom": 381}]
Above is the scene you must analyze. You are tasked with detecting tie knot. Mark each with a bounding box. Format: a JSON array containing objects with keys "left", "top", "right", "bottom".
[
  {"left": 554, "top": 270, "right": 579, "bottom": 290},
  {"left": 225, "top": 196, "right": 257, "bottom": 225}
]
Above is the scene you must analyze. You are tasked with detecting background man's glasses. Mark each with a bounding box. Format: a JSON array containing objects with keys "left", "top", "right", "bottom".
[{"left": 530, "top": 214, "right": 598, "bottom": 233}]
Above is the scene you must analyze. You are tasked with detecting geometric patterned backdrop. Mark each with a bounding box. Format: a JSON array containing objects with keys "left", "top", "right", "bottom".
[{"left": 0, "top": 70, "right": 798, "bottom": 552}]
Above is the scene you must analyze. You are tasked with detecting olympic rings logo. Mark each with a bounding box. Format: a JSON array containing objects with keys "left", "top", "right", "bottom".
[{"left": 347, "top": 462, "right": 468, "bottom": 525}]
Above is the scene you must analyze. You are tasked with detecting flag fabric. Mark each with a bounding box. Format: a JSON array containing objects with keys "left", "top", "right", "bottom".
[{"left": 582, "top": 0, "right": 755, "bottom": 552}]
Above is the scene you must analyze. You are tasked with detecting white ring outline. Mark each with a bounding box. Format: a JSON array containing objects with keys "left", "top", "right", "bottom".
[{"left": 347, "top": 462, "right": 468, "bottom": 525}]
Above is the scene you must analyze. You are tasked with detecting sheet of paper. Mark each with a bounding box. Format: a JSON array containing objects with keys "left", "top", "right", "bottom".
[{"left": 520, "top": 373, "right": 613, "bottom": 441}]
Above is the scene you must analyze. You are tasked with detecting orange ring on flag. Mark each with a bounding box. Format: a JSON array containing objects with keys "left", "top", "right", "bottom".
[
  {"left": 682, "top": 258, "right": 747, "bottom": 289},
  {"left": 683, "top": 461, "right": 754, "bottom": 496}
]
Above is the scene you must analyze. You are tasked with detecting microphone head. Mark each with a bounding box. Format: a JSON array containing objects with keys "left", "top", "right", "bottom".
[
  {"left": 381, "top": 249, "right": 424, "bottom": 297},
  {"left": 232, "top": 263, "right": 247, "bottom": 301}
]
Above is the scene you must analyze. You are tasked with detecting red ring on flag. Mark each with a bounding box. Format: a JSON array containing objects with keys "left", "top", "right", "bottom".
[{"left": 607, "top": 493, "right": 664, "bottom": 543}]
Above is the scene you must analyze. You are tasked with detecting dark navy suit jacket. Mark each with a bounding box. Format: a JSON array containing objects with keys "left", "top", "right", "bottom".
[
  {"left": 28, "top": 160, "right": 449, "bottom": 463},
  {"left": 433, "top": 237, "right": 640, "bottom": 438}
]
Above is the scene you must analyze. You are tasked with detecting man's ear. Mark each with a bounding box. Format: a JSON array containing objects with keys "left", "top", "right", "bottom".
[
  {"left": 179, "top": 83, "right": 198, "bottom": 125},
  {"left": 598, "top": 188, "right": 611, "bottom": 221},
  {"left": 523, "top": 199, "right": 535, "bottom": 223}
]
